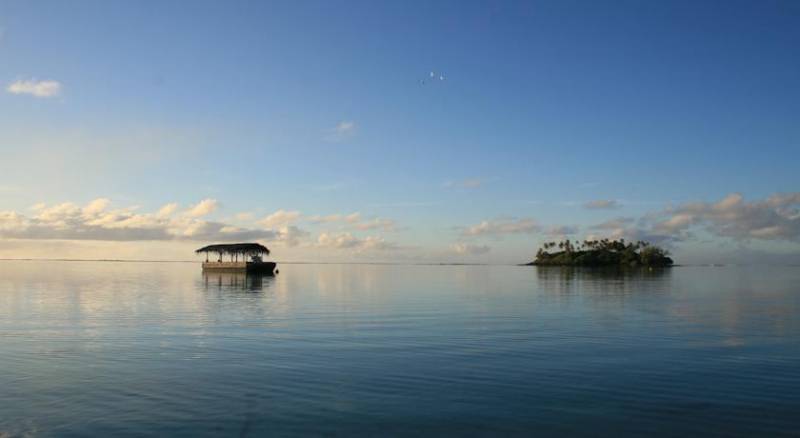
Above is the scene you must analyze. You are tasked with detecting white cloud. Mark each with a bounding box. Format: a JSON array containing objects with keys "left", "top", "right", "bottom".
[
  {"left": 7, "top": 79, "right": 62, "bottom": 97},
  {"left": 326, "top": 120, "right": 356, "bottom": 142},
  {"left": 462, "top": 218, "right": 539, "bottom": 237},
  {"left": 584, "top": 199, "right": 621, "bottom": 210},
  {"left": 185, "top": 199, "right": 218, "bottom": 217},
  {"left": 335, "top": 121, "right": 355, "bottom": 134},
  {"left": 258, "top": 209, "right": 302, "bottom": 228},
  {"left": 452, "top": 243, "right": 490, "bottom": 255}
]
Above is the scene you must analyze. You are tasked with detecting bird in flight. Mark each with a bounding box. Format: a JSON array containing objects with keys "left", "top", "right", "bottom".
[{"left": 420, "top": 70, "right": 446, "bottom": 85}]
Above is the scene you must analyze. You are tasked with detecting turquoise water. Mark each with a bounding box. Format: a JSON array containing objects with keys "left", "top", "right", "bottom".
[{"left": 1, "top": 261, "right": 799, "bottom": 436}]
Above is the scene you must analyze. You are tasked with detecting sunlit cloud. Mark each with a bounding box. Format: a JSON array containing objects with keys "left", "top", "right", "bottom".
[
  {"left": 7, "top": 79, "right": 62, "bottom": 97},
  {"left": 0, "top": 198, "right": 274, "bottom": 242},
  {"left": 185, "top": 199, "right": 218, "bottom": 217},
  {"left": 462, "top": 218, "right": 540, "bottom": 237},
  {"left": 156, "top": 203, "right": 179, "bottom": 218},
  {"left": 258, "top": 209, "right": 302, "bottom": 228},
  {"left": 83, "top": 198, "right": 111, "bottom": 216}
]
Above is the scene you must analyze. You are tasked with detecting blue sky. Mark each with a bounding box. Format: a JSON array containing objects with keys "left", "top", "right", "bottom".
[{"left": 1, "top": 0, "right": 799, "bottom": 263}]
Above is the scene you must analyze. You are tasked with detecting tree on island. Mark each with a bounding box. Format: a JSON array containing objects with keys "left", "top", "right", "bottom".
[{"left": 529, "top": 238, "right": 673, "bottom": 267}]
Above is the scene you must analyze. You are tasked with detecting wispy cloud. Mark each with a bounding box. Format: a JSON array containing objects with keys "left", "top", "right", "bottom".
[
  {"left": 310, "top": 181, "right": 349, "bottom": 192},
  {"left": 7, "top": 79, "right": 62, "bottom": 98},
  {"left": 308, "top": 212, "right": 361, "bottom": 224},
  {"left": 307, "top": 212, "right": 396, "bottom": 232},
  {"left": 326, "top": 120, "right": 356, "bottom": 142},
  {"left": 443, "top": 178, "right": 485, "bottom": 189},
  {"left": 545, "top": 225, "right": 579, "bottom": 236},
  {"left": 584, "top": 199, "right": 622, "bottom": 210},
  {"left": 452, "top": 243, "right": 490, "bottom": 255},
  {"left": 591, "top": 217, "right": 635, "bottom": 230},
  {"left": 369, "top": 201, "right": 438, "bottom": 208},
  {"left": 317, "top": 232, "right": 397, "bottom": 251},
  {"left": 354, "top": 218, "right": 396, "bottom": 231},
  {"left": 462, "top": 218, "right": 539, "bottom": 237},
  {"left": 258, "top": 209, "right": 301, "bottom": 228}
]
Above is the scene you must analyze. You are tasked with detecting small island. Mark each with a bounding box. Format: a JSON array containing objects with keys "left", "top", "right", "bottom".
[{"left": 527, "top": 239, "right": 673, "bottom": 267}]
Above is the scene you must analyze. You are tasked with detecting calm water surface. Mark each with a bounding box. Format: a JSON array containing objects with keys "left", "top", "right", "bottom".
[{"left": 1, "top": 261, "right": 799, "bottom": 437}]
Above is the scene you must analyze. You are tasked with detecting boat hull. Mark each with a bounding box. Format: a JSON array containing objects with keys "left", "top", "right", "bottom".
[{"left": 202, "top": 261, "right": 276, "bottom": 274}]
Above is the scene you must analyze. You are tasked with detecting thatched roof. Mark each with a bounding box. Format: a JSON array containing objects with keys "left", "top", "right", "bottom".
[{"left": 195, "top": 243, "right": 270, "bottom": 255}]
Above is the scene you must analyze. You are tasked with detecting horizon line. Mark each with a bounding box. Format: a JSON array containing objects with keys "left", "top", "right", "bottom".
[{"left": 0, "top": 258, "right": 797, "bottom": 267}]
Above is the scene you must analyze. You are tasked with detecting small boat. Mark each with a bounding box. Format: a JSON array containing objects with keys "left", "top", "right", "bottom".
[{"left": 195, "top": 243, "right": 277, "bottom": 274}]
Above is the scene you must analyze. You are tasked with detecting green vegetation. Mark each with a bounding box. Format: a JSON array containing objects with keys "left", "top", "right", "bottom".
[{"left": 528, "top": 239, "right": 673, "bottom": 267}]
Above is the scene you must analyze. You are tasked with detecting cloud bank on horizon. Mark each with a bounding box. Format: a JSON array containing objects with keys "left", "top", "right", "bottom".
[{"left": 1, "top": 193, "right": 799, "bottom": 262}]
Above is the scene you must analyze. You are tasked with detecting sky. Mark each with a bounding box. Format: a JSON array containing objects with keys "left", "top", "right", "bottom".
[{"left": 1, "top": 0, "right": 799, "bottom": 264}]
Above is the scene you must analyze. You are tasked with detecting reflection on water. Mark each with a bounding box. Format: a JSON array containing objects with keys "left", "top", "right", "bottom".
[
  {"left": 536, "top": 265, "right": 673, "bottom": 282},
  {"left": 0, "top": 261, "right": 799, "bottom": 437},
  {"left": 202, "top": 271, "right": 276, "bottom": 292}
]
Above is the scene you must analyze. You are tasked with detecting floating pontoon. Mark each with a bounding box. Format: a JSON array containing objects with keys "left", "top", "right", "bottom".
[{"left": 195, "top": 243, "right": 276, "bottom": 274}]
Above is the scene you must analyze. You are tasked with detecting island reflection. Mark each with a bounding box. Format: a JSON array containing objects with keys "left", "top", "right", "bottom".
[{"left": 535, "top": 266, "right": 673, "bottom": 299}]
